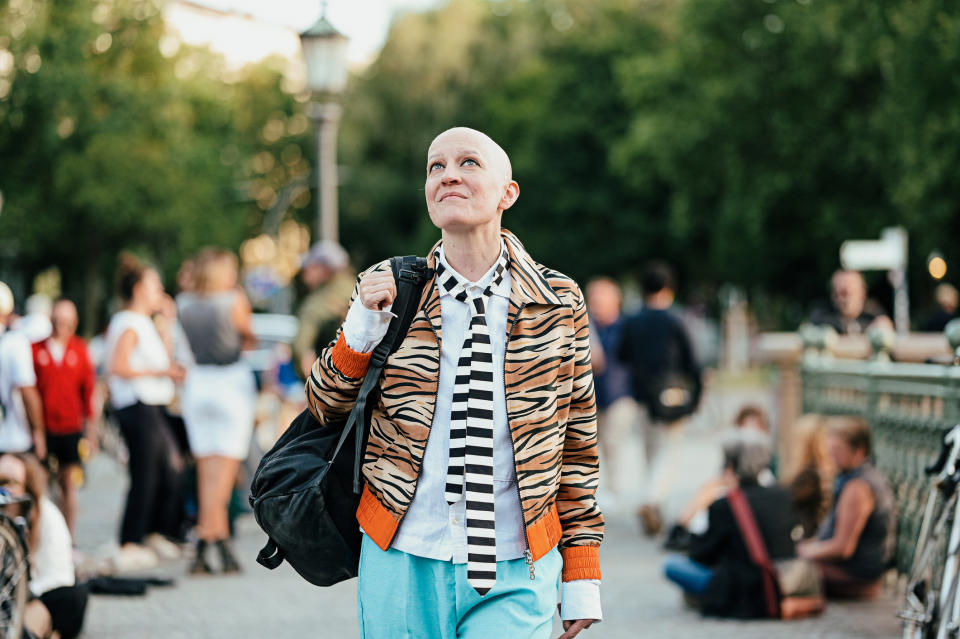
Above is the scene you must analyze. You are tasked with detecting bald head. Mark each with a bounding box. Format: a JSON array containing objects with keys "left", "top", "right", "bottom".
[{"left": 428, "top": 127, "right": 513, "bottom": 185}]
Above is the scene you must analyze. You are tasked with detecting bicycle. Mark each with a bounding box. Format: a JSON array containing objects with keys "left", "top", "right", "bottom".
[
  {"left": 0, "top": 488, "right": 31, "bottom": 639},
  {"left": 899, "top": 424, "right": 960, "bottom": 639}
]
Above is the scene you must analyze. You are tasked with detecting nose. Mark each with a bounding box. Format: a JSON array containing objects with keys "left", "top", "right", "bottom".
[{"left": 440, "top": 166, "right": 461, "bottom": 185}]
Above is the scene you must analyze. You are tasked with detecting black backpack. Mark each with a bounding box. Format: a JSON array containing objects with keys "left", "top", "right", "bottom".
[{"left": 250, "top": 256, "right": 432, "bottom": 586}]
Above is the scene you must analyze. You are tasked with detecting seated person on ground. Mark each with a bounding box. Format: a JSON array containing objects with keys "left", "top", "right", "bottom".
[
  {"left": 665, "top": 405, "right": 772, "bottom": 549},
  {"left": 0, "top": 454, "right": 88, "bottom": 639},
  {"left": 781, "top": 415, "right": 835, "bottom": 540},
  {"left": 797, "top": 417, "right": 895, "bottom": 598},
  {"left": 663, "top": 428, "right": 802, "bottom": 619}
]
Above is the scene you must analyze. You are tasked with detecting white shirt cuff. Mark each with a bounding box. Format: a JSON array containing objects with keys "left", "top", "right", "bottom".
[
  {"left": 342, "top": 297, "right": 394, "bottom": 353},
  {"left": 560, "top": 579, "right": 602, "bottom": 622}
]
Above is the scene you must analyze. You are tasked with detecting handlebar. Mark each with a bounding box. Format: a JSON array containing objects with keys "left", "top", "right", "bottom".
[{"left": 927, "top": 425, "right": 960, "bottom": 477}]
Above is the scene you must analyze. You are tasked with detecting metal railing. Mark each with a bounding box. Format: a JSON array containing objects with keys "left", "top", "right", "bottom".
[{"left": 800, "top": 321, "right": 960, "bottom": 572}]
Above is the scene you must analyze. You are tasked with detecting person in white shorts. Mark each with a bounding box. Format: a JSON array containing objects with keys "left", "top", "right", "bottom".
[{"left": 178, "top": 248, "right": 256, "bottom": 575}]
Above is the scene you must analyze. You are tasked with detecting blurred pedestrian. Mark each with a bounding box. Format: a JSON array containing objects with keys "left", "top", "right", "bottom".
[
  {"left": 618, "top": 261, "right": 702, "bottom": 536},
  {"left": 663, "top": 428, "right": 802, "bottom": 618},
  {"left": 0, "top": 453, "right": 88, "bottom": 639},
  {"left": 105, "top": 253, "right": 186, "bottom": 569},
  {"left": 809, "top": 270, "right": 893, "bottom": 335},
  {"left": 797, "top": 416, "right": 895, "bottom": 599},
  {"left": 920, "top": 283, "right": 958, "bottom": 332},
  {"left": 586, "top": 277, "right": 637, "bottom": 511},
  {"left": 293, "top": 240, "right": 355, "bottom": 378},
  {"left": 666, "top": 405, "right": 772, "bottom": 550},
  {"left": 178, "top": 248, "right": 256, "bottom": 574},
  {"left": 0, "top": 281, "right": 47, "bottom": 458},
  {"left": 32, "top": 298, "right": 97, "bottom": 537}
]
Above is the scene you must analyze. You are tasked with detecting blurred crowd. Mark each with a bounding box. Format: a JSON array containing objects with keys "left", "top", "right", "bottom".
[
  {"left": 587, "top": 264, "right": 897, "bottom": 621},
  {"left": 0, "top": 241, "right": 940, "bottom": 633},
  {"left": 0, "top": 236, "right": 356, "bottom": 638}
]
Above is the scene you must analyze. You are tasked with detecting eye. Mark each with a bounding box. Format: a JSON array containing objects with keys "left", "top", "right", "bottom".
[
  {"left": 461, "top": 158, "right": 479, "bottom": 167},
  {"left": 429, "top": 162, "right": 444, "bottom": 172}
]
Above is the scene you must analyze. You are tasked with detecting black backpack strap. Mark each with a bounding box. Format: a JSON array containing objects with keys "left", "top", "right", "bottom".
[
  {"left": 326, "top": 256, "right": 433, "bottom": 493},
  {"left": 256, "top": 538, "right": 285, "bottom": 569}
]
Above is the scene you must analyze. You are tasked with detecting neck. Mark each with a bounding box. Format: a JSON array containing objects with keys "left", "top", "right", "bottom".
[
  {"left": 441, "top": 223, "right": 503, "bottom": 282},
  {"left": 645, "top": 291, "right": 674, "bottom": 310},
  {"left": 51, "top": 333, "right": 71, "bottom": 345}
]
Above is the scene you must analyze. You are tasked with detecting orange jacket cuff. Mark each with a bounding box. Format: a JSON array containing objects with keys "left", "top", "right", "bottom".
[
  {"left": 560, "top": 546, "right": 601, "bottom": 581},
  {"left": 330, "top": 333, "right": 372, "bottom": 379}
]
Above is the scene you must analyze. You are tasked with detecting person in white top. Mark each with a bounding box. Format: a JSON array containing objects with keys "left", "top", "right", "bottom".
[
  {"left": 0, "top": 453, "right": 88, "bottom": 639},
  {"left": 0, "top": 281, "right": 46, "bottom": 458},
  {"left": 105, "top": 253, "right": 186, "bottom": 569}
]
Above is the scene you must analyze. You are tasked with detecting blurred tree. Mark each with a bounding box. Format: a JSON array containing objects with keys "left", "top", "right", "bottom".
[{"left": 0, "top": 0, "right": 307, "bottom": 332}]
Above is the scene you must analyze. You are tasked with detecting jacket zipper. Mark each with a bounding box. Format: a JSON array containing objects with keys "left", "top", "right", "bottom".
[{"left": 504, "top": 302, "right": 536, "bottom": 580}]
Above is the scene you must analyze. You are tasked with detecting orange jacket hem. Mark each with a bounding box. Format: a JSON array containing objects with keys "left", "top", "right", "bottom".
[{"left": 356, "top": 486, "right": 599, "bottom": 581}]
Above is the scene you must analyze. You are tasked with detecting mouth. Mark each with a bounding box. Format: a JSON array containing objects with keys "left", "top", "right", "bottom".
[{"left": 439, "top": 192, "right": 467, "bottom": 201}]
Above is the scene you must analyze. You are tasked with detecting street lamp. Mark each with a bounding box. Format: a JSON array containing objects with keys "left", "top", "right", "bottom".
[{"left": 299, "top": 4, "right": 349, "bottom": 243}]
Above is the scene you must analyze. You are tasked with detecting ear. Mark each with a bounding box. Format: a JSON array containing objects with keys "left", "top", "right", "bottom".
[{"left": 499, "top": 180, "right": 520, "bottom": 212}]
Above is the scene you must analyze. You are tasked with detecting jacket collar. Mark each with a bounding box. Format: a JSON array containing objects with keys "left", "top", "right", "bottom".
[{"left": 426, "top": 228, "right": 563, "bottom": 308}]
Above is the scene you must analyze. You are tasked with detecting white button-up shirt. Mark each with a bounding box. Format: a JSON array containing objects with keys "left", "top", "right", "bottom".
[{"left": 342, "top": 244, "right": 601, "bottom": 622}]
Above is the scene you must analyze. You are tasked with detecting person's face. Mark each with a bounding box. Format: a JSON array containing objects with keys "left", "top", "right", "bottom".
[
  {"left": 0, "top": 455, "right": 27, "bottom": 498},
  {"left": 135, "top": 269, "right": 165, "bottom": 311},
  {"left": 738, "top": 415, "right": 769, "bottom": 434},
  {"left": 425, "top": 129, "right": 519, "bottom": 232},
  {"left": 586, "top": 280, "right": 621, "bottom": 327},
  {"left": 832, "top": 272, "right": 866, "bottom": 320},
  {"left": 51, "top": 300, "right": 78, "bottom": 339},
  {"left": 301, "top": 263, "right": 332, "bottom": 289},
  {"left": 827, "top": 435, "right": 863, "bottom": 471}
]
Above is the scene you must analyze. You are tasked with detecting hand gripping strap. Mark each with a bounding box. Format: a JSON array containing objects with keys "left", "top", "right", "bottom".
[
  {"left": 332, "top": 256, "right": 432, "bottom": 494},
  {"left": 727, "top": 488, "right": 781, "bottom": 619}
]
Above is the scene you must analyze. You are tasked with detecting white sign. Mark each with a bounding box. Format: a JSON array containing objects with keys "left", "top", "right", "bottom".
[{"left": 839, "top": 227, "right": 907, "bottom": 271}]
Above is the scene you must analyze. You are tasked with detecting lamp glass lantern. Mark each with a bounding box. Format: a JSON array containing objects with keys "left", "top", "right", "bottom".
[{"left": 300, "top": 15, "right": 349, "bottom": 95}]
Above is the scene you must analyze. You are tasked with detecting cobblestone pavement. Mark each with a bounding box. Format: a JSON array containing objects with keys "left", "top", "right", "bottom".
[{"left": 75, "top": 394, "right": 903, "bottom": 638}]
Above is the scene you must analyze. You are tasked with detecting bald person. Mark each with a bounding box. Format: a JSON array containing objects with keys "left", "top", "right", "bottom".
[
  {"left": 32, "top": 299, "right": 97, "bottom": 536},
  {"left": 305, "top": 128, "right": 603, "bottom": 638},
  {"left": 809, "top": 270, "right": 893, "bottom": 335}
]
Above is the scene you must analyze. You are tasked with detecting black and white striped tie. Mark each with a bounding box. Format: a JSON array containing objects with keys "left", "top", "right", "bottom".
[{"left": 435, "top": 246, "right": 510, "bottom": 596}]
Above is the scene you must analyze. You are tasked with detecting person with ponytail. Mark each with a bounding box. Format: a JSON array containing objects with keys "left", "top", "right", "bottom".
[{"left": 104, "top": 253, "right": 186, "bottom": 569}]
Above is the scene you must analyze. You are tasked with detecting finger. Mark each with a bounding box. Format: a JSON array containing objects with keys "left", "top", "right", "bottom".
[
  {"left": 362, "top": 291, "right": 389, "bottom": 310},
  {"left": 556, "top": 620, "right": 590, "bottom": 639}
]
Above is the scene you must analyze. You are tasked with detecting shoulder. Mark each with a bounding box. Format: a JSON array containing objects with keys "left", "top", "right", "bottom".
[{"left": 534, "top": 262, "right": 584, "bottom": 309}]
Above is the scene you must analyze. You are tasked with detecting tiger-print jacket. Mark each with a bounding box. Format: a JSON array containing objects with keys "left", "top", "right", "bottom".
[{"left": 305, "top": 229, "right": 603, "bottom": 581}]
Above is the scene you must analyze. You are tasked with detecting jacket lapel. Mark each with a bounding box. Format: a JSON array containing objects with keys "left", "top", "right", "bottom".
[{"left": 501, "top": 229, "right": 564, "bottom": 328}]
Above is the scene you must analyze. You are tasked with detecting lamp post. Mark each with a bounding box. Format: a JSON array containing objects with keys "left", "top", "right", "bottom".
[{"left": 299, "top": 5, "right": 349, "bottom": 243}]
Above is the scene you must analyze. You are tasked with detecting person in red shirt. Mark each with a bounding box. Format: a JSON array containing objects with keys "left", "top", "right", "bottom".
[{"left": 32, "top": 299, "right": 97, "bottom": 536}]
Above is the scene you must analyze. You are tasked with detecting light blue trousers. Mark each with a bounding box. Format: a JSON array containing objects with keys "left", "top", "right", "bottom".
[{"left": 357, "top": 534, "right": 562, "bottom": 639}]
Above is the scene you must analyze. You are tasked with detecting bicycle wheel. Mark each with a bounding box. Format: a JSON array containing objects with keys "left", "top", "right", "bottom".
[
  {"left": 0, "top": 517, "right": 28, "bottom": 639},
  {"left": 902, "top": 489, "right": 955, "bottom": 639}
]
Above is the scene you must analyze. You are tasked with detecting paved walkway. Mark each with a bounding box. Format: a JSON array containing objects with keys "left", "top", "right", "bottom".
[{"left": 74, "top": 393, "right": 903, "bottom": 638}]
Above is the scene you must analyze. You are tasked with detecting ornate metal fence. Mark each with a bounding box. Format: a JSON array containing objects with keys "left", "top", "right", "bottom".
[{"left": 800, "top": 326, "right": 960, "bottom": 573}]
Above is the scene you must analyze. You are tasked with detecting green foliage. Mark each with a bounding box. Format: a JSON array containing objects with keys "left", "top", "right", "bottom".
[
  {"left": 340, "top": 0, "right": 960, "bottom": 327},
  {"left": 0, "top": 0, "right": 308, "bottom": 329}
]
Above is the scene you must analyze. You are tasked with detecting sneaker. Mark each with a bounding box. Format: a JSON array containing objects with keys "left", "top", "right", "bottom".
[
  {"left": 113, "top": 544, "right": 159, "bottom": 573},
  {"left": 638, "top": 504, "right": 663, "bottom": 537},
  {"left": 145, "top": 533, "right": 182, "bottom": 561}
]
